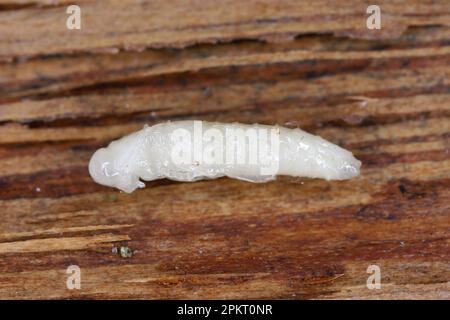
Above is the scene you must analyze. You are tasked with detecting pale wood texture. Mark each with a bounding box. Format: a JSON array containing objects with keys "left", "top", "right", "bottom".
[{"left": 0, "top": 0, "right": 449, "bottom": 299}]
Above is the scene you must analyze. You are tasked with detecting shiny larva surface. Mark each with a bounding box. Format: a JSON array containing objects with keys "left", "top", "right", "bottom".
[{"left": 89, "top": 121, "right": 361, "bottom": 193}]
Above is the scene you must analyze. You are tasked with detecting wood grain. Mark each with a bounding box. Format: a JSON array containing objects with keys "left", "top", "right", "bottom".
[
  {"left": 1, "top": 0, "right": 449, "bottom": 59},
  {"left": 0, "top": 0, "right": 449, "bottom": 299}
]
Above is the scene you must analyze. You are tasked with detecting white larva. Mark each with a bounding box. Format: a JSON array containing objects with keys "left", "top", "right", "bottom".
[{"left": 89, "top": 120, "right": 361, "bottom": 193}]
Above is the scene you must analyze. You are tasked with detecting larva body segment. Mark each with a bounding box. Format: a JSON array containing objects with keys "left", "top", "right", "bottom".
[{"left": 89, "top": 120, "right": 361, "bottom": 193}]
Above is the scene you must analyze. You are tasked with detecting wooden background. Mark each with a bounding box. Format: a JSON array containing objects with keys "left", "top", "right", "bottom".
[{"left": 0, "top": 0, "right": 449, "bottom": 299}]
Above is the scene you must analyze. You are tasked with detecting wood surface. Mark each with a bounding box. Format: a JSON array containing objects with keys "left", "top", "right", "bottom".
[{"left": 0, "top": 0, "right": 449, "bottom": 299}]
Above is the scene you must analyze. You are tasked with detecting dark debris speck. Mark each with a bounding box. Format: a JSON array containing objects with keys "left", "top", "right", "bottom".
[{"left": 119, "top": 246, "right": 133, "bottom": 258}]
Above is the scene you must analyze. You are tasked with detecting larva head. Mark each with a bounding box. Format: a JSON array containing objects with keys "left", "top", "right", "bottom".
[
  {"left": 310, "top": 137, "right": 361, "bottom": 180},
  {"left": 88, "top": 147, "right": 144, "bottom": 193}
]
